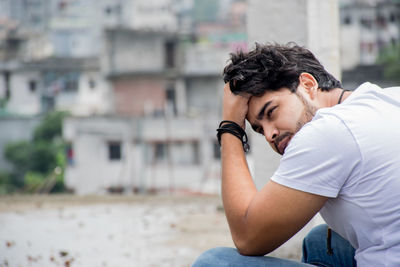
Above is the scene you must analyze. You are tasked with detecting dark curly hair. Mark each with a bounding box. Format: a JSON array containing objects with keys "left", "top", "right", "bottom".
[{"left": 223, "top": 43, "right": 342, "bottom": 96}]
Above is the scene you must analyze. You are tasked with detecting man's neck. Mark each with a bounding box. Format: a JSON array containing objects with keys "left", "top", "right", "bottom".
[{"left": 319, "top": 88, "right": 351, "bottom": 108}]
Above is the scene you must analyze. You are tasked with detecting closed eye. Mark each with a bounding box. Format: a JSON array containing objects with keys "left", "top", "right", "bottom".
[{"left": 267, "top": 106, "right": 277, "bottom": 119}]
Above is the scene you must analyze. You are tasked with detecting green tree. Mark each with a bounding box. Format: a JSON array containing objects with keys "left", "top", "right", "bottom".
[
  {"left": 378, "top": 43, "right": 400, "bottom": 83},
  {"left": 34, "top": 111, "right": 67, "bottom": 142},
  {"left": 4, "top": 141, "right": 32, "bottom": 186},
  {"left": 3, "top": 111, "right": 68, "bottom": 193},
  {"left": 0, "top": 170, "right": 15, "bottom": 194}
]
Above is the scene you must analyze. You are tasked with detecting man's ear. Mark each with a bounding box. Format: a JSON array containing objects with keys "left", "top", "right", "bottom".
[{"left": 298, "top": 73, "right": 319, "bottom": 100}]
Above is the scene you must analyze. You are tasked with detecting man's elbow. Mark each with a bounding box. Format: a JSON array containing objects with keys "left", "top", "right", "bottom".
[{"left": 233, "top": 235, "right": 275, "bottom": 256}]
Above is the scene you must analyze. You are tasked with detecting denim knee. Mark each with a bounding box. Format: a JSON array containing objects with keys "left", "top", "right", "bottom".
[
  {"left": 302, "top": 224, "right": 329, "bottom": 261},
  {"left": 191, "top": 247, "right": 239, "bottom": 267},
  {"left": 302, "top": 224, "right": 356, "bottom": 267},
  {"left": 304, "top": 224, "right": 328, "bottom": 245}
]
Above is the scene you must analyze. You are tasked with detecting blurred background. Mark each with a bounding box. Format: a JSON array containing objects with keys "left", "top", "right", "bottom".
[{"left": 0, "top": 0, "right": 399, "bottom": 266}]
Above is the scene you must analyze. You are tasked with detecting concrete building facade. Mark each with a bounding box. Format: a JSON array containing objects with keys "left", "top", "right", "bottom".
[
  {"left": 62, "top": 27, "right": 228, "bottom": 194},
  {"left": 1, "top": 57, "right": 112, "bottom": 116},
  {"left": 340, "top": 0, "right": 400, "bottom": 70},
  {"left": 63, "top": 116, "right": 221, "bottom": 195}
]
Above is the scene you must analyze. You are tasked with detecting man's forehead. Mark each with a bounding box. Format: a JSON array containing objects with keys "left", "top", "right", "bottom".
[
  {"left": 248, "top": 93, "right": 273, "bottom": 113},
  {"left": 246, "top": 95, "right": 268, "bottom": 125}
]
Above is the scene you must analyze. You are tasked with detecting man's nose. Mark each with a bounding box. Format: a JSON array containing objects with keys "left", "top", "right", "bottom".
[{"left": 263, "top": 126, "right": 279, "bottom": 143}]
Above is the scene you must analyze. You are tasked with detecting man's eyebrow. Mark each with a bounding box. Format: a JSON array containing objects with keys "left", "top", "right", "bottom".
[{"left": 256, "top": 101, "right": 272, "bottom": 120}]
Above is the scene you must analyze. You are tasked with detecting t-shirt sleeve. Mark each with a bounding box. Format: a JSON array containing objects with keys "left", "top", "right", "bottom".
[{"left": 271, "top": 114, "right": 362, "bottom": 198}]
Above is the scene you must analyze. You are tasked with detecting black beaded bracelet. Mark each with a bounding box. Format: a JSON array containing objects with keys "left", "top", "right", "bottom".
[{"left": 216, "top": 120, "right": 250, "bottom": 152}]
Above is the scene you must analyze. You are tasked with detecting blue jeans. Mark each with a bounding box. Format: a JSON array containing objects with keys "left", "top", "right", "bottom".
[{"left": 191, "top": 224, "right": 356, "bottom": 267}]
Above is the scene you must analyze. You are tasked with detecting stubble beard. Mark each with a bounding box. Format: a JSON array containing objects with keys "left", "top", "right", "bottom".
[
  {"left": 274, "top": 92, "right": 317, "bottom": 155},
  {"left": 295, "top": 92, "right": 317, "bottom": 133}
]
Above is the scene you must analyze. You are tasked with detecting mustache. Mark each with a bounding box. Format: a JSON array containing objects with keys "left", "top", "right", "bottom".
[{"left": 274, "top": 132, "right": 292, "bottom": 151}]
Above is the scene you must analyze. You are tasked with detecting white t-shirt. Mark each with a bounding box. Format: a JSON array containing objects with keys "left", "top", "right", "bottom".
[{"left": 271, "top": 82, "right": 400, "bottom": 266}]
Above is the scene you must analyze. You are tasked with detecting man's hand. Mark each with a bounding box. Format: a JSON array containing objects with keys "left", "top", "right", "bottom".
[{"left": 222, "top": 83, "right": 250, "bottom": 129}]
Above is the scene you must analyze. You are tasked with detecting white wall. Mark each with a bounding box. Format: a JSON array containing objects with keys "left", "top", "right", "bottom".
[
  {"left": 64, "top": 116, "right": 134, "bottom": 194},
  {"left": 63, "top": 116, "right": 221, "bottom": 195},
  {"left": 185, "top": 77, "right": 223, "bottom": 117},
  {"left": 6, "top": 71, "right": 42, "bottom": 115},
  {"left": 184, "top": 44, "right": 231, "bottom": 75},
  {"left": 340, "top": 25, "right": 361, "bottom": 70},
  {"left": 104, "top": 31, "right": 167, "bottom": 74},
  {"left": 53, "top": 70, "right": 112, "bottom": 116},
  {"left": 128, "top": 0, "right": 178, "bottom": 32}
]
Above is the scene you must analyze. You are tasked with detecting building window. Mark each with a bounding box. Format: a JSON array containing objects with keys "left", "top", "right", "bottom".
[
  {"left": 64, "top": 72, "right": 79, "bottom": 92},
  {"left": 89, "top": 78, "right": 96, "bottom": 89},
  {"left": 105, "top": 5, "right": 121, "bottom": 15},
  {"left": 360, "top": 18, "right": 372, "bottom": 29},
  {"left": 164, "top": 41, "right": 176, "bottom": 68},
  {"left": 166, "top": 86, "right": 177, "bottom": 116},
  {"left": 390, "top": 13, "right": 396, "bottom": 23},
  {"left": 66, "top": 143, "right": 74, "bottom": 166},
  {"left": 44, "top": 71, "right": 79, "bottom": 94},
  {"left": 146, "top": 140, "right": 200, "bottom": 165},
  {"left": 213, "top": 141, "right": 221, "bottom": 159},
  {"left": 343, "top": 16, "right": 352, "bottom": 25},
  {"left": 28, "top": 80, "right": 37, "bottom": 93},
  {"left": 154, "top": 142, "right": 167, "bottom": 163},
  {"left": 171, "top": 141, "right": 200, "bottom": 165},
  {"left": 105, "top": 6, "right": 112, "bottom": 15},
  {"left": 108, "top": 141, "right": 122, "bottom": 160}
]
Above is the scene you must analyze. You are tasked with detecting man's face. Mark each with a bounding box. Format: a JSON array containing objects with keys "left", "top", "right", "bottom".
[{"left": 246, "top": 88, "right": 316, "bottom": 155}]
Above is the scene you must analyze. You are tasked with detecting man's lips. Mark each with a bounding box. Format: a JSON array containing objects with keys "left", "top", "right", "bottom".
[{"left": 274, "top": 134, "right": 292, "bottom": 155}]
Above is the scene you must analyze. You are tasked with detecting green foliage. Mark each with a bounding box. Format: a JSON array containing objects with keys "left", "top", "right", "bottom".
[
  {"left": 30, "top": 142, "right": 57, "bottom": 174},
  {"left": 4, "top": 141, "right": 31, "bottom": 173},
  {"left": 4, "top": 141, "right": 57, "bottom": 176},
  {"left": 52, "top": 147, "right": 67, "bottom": 193},
  {"left": 0, "top": 98, "right": 7, "bottom": 109},
  {"left": 378, "top": 44, "right": 400, "bottom": 83},
  {"left": 0, "top": 170, "right": 16, "bottom": 194},
  {"left": 24, "top": 171, "right": 46, "bottom": 192},
  {"left": 33, "top": 111, "right": 68, "bottom": 142},
  {"left": 3, "top": 111, "right": 68, "bottom": 194}
]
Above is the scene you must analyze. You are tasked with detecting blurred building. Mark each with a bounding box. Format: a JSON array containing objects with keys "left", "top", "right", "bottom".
[
  {"left": 62, "top": 27, "right": 230, "bottom": 194},
  {"left": 340, "top": 0, "right": 400, "bottom": 70},
  {"left": 339, "top": 0, "right": 400, "bottom": 88},
  {"left": 2, "top": 57, "right": 111, "bottom": 116},
  {"left": 63, "top": 115, "right": 221, "bottom": 195},
  {"left": 0, "top": 0, "right": 248, "bottom": 194}
]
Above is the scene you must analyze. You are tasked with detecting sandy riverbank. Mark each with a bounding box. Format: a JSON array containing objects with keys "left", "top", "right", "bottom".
[{"left": 0, "top": 194, "right": 305, "bottom": 267}]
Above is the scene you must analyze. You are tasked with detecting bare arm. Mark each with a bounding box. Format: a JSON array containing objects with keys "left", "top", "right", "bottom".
[{"left": 221, "top": 84, "right": 328, "bottom": 255}]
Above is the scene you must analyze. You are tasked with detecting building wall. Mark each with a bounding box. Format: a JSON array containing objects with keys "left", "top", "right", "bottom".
[
  {"left": 183, "top": 43, "right": 230, "bottom": 75},
  {"left": 185, "top": 77, "right": 223, "bottom": 116},
  {"left": 63, "top": 116, "right": 135, "bottom": 194},
  {"left": 340, "top": 23, "right": 361, "bottom": 70},
  {"left": 6, "top": 70, "right": 42, "bottom": 115},
  {"left": 104, "top": 31, "right": 169, "bottom": 74},
  {"left": 129, "top": 0, "right": 178, "bottom": 31},
  {"left": 55, "top": 71, "right": 112, "bottom": 116},
  {"left": 63, "top": 116, "right": 221, "bottom": 195},
  {"left": 339, "top": 1, "right": 400, "bottom": 69},
  {"left": 112, "top": 78, "right": 166, "bottom": 116}
]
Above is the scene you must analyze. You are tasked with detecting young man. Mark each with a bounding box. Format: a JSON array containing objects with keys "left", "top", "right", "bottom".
[{"left": 192, "top": 43, "right": 400, "bottom": 266}]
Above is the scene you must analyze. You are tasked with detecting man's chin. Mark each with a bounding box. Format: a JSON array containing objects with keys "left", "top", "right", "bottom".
[{"left": 271, "top": 143, "right": 283, "bottom": 155}]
